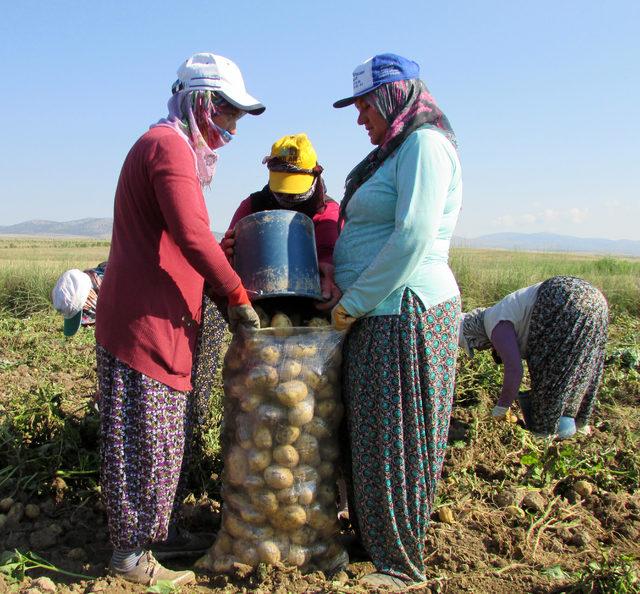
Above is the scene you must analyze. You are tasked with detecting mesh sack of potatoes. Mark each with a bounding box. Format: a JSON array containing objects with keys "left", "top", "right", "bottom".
[{"left": 196, "top": 317, "right": 348, "bottom": 574}]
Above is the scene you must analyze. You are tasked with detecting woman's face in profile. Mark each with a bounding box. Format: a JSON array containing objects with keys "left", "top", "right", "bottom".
[{"left": 354, "top": 97, "right": 389, "bottom": 146}]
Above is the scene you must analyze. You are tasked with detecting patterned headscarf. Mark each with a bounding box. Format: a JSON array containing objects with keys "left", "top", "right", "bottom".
[
  {"left": 339, "top": 78, "right": 457, "bottom": 224},
  {"left": 459, "top": 308, "right": 491, "bottom": 358},
  {"left": 153, "top": 90, "right": 236, "bottom": 187}
]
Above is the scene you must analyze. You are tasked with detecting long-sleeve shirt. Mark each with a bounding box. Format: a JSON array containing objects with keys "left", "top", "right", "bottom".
[
  {"left": 96, "top": 126, "right": 241, "bottom": 391},
  {"left": 483, "top": 282, "right": 543, "bottom": 405},
  {"left": 333, "top": 127, "right": 462, "bottom": 317}
]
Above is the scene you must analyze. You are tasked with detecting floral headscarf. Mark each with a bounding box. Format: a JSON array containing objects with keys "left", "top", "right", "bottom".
[
  {"left": 459, "top": 308, "right": 491, "bottom": 358},
  {"left": 339, "top": 78, "right": 457, "bottom": 223},
  {"left": 153, "top": 90, "right": 235, "bottom": 187}
]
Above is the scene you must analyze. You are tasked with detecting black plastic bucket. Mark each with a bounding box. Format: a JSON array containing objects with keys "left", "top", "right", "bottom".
[{"left": 233, "top": 210, "right": 322, "bottom": 301}]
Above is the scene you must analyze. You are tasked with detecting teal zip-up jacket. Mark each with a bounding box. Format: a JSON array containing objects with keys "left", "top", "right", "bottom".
[{"left": 334, "top": 126, "right": 462, "bottom": 317}]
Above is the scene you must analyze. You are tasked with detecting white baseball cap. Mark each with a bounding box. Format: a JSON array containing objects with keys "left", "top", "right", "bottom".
[
  {"left": 174, "top": 52, "right": 265, "bottom": 115},
  {"left": 51, "top": 269, "right": 91, "bottom": 337}
]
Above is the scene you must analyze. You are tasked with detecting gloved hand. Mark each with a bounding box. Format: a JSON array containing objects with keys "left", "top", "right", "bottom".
[
  {"left": 492, "top": 404, "right": 518, "bottom": 423},
  {"left": 492, "top": 405, "right": 509, "bottom": 418},
  {"left": 331, "top": 303, "right": 357, "bottom": 331},
  {"left": 227, "top": 304, "right": 261, "bottom": 332},
  {"left": 315, "top": 262, "right": 342, "bottom": 311},
  {"left": 226, "top": 283, "right": 260, "bottom": 332},
  {"left": 220, "top": 228, "right": 235, "bottom": 263}
]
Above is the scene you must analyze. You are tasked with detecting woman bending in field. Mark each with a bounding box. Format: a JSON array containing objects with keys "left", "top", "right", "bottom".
[{"left": 459, "top": 276, "right": 608, "bottom": 439}]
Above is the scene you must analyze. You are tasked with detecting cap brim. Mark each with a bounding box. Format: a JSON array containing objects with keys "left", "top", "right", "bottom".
[
  {"left": 333, "top": 96, "right": 358, "bottom": 109},
  {"left": 63, "top": 311, "right": 82, "bottom": 337},
  {"left": 217, "top": 90, "right": 265, "bottom": 115},
  {"left": 269, "top": 171, "right": 315, "bottom": 194}
]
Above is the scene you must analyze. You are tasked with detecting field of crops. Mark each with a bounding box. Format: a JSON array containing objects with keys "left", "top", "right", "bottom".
[{"left": 0, "top": 238, "right": 638, "bottom": 593}]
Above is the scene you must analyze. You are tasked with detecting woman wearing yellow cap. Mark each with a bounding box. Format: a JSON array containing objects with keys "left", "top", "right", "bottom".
[{"left": 221, "top": 133, "right": 341, "bottom": 308}]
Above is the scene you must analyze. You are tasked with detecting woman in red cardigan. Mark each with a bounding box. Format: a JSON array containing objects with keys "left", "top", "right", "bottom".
[{"left": 95, "top": 53, "right": 263, "bottom": 587}]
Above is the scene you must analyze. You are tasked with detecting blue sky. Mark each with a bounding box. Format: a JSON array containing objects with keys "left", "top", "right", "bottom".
[{"left": 0, "top": 1, "right": 638, "bottom": 240}]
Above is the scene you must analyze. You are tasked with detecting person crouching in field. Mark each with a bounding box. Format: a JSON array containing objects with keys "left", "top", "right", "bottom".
[
  {"left": 459, "top": 276, "right": 609, "bottom": 439},
  {"left": 52, "top": 264, "right": 107, "bottom": 336}
]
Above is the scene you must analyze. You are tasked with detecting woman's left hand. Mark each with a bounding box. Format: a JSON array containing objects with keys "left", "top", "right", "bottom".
[
  {"left": 316, "top": 262, "right": 342, "bottom": 311},
  {"left": 332, "top": 303, "right": 357, "bottom": 331}
]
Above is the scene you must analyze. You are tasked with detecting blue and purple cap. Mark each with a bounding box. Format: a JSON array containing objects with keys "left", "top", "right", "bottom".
[{"left": 333, "top": 53, "right": 420, "bottom": 108}]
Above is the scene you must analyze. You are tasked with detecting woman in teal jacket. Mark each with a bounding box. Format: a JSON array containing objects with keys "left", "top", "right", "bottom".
[{"left": 331, "top": 53, "right": 462, "bottom": 589}]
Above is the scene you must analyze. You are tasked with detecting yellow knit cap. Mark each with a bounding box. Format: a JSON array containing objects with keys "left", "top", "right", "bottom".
[{"left": 267, "top": 133, "right": 318, "bottom": 194}]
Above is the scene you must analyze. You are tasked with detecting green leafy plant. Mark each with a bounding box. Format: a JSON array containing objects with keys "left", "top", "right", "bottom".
[
  {"left": 568, "top": 554, "right": 638, "bottom": 593},
  {"left": 0, "top": 550, "right": 95, "bottom": 583}
]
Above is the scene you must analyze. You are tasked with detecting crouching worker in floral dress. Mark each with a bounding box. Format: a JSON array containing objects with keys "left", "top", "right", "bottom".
[{"left": 459, "top": 276, "right": 608, "bottom": 439}]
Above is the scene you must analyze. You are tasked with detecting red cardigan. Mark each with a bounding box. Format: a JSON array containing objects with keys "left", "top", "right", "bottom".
[{"left": 96, "top": 127, "right": 241, "bottom": 391}]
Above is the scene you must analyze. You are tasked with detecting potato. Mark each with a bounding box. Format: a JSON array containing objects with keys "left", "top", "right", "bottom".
[
  {"left": 271, "top": 312, "right": 293, "bottom": 328},
  {"left": 287, "top": 544, "right": 311, "bottom": 567},
  {"left": 290, "top": 525, "right": 318, "bottom": 546},
  {"left": 223, "top": 511, "right": 250, "bottom": 539},
  {"left": 264, "top": 465, "right": 294, "bottom": 489},
  {"left": 273, "top": 445, "right": 300, "bottom": 468},
  {"left": 294, "top": 433, "right": 320, "bottom": 464},
  {"left": 315, "top": 399, "right": 338, "bottom": 420},
  {"left": 240, "top": 505, "right": 267, "bottom": 525},
  {"left": 250, "top": 489, "right": 279, "bottom": 514},
  {"left": 223, "top": 490, "right": 250, "bottom": 513},
  {"left": 307, "top": 317, "right": 330, "bottom": 327},
  {"left": 253, "top": 425, "right": 273, "bottom": 449},
  {"left": 276, "top": 487, "right": 298, "bottom": 505},
  {"left": 233, "top": 540, "right": 259, "bottom": 566},
  {"left": 257, "top": 540, "right": 282, "bottom": 564},
  {"left": 279, "top": 359, "right": 302, "bottom": 382},
  {"left": 297, "top": 483, "right": 316, "bottom": 505},
  {"left": 288, "top": 398, "right": 314, "bottom": 426},
  {"left": 275, "top": 380, "right": 308, "bottom": 407},
  {"left": 274, "top": 504, "right": 307, "bottom": 531},
  {"left": 254, "top": 306, "right": 271, "bottom": 329},
  {"left": 239, "top": 392, "right": 263, "bottom": 412},
  {"left": 286, "top": 343, "right": 317, "bottom": 359},
  {"left": 298, "top": 367, "right": 321, "bottom": 389},
  {"left": 258, "top": 345, "right": 280, "bottom": 365},
  {"left": 316, "top": 384, "right": 338, "bottom": 400},
  {"left": 317, "top": 461, "right": 335, "bottom": 480},
  {"left": 319, "top": 442, "right": 340, "bottom": 462},
  {"left": 236, "top": 414, "right": 253, "bottom": 449},
  {"left": 292, "top": 465, "right": 320, "bottom": 485},
  {"left": 246, "top": 524, "right": 274, "bottom": 541},
  {"left": 211, "top": 554, "right": 237, "bottom": 573},
  {"left": 272, "top": 534, "right": 291, "bottom": 557},
  {"left": 247, "top": 449, "right": 272, "bottom": 472},
  {"left": 212, "top": 529, "right": 233, "bottom": 556},
  {"left": 304, "top": 417, "right": 331, "bottom": 439},
  {"left": 308, "top": 506, "right": 335, "bottom": 535},
  {"left": 245, "top": 365, "right": 278, "bottom": 390},
  {"left": 274, "top": 425, "right": 301, "bottom": 445},
  {"left": 226, "top": 446, "right": 248, "bottom": 486},
  {"left": 257, "top": 403, "right": 288, "bottom": 426},
  {"left": 243, "top": 474, "right": 266, "bottom": 490}
]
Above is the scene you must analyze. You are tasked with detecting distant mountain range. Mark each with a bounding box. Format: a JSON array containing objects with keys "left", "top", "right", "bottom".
[
  {"left": 0, "top": 219, "right": 638, "bottom": 257},
  {"left": 452, "top": 232, "right": 640, "bottom": 257}
]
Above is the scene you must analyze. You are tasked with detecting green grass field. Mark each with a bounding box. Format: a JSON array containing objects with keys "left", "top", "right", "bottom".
[{"left": 0, "top": 238, "right": 638, "bottom": 592}]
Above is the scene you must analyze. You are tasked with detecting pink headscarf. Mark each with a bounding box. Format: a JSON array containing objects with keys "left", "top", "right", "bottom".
[{"left": 153, "top": 90, "right": 230, "bottom": 187}]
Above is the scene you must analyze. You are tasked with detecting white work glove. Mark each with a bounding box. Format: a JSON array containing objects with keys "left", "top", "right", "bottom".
[{"left": 492, "top": 405, "right": 510, "bottom": 418}]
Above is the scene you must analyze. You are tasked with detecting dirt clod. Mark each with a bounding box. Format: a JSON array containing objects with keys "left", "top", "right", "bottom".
[
  {"left": 31, "top": 576, "right": 57, "bottom": 593},
  {"left": 29, "top": 523, "right": 63, "bottom": 549},
  {"left": 521, "top": 490, "right": 545, "bottom": 513},
  {"left": 6, "top": 501, "right": 25, "bottom": 526}
]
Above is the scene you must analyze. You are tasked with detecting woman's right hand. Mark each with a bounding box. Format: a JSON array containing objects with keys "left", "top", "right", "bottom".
[{"left": 221, "top": 228, "right": 235, "bottom": 263}]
